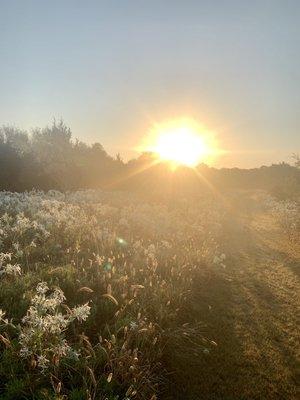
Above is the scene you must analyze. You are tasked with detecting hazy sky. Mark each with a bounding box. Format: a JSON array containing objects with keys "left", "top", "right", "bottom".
[{"left": 0, "top": 0, "right": 299, "bottom": 167}]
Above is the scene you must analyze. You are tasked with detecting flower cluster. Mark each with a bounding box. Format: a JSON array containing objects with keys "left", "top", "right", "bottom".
[
  {"left": 0, "top": 252, "right": 21, "bottom": 277},
  {"left": 19, "top": 282, "right": 90, "bottom": 370},
  {"left": 0, "top": 189, "right": 227, "bottom": 398}
]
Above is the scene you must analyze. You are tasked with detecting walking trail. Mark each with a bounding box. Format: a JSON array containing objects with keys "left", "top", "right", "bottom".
[{"left": 165, "top": 201, "right": 300, "bottom": 400}]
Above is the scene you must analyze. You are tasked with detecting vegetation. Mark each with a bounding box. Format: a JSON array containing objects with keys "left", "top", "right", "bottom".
[
  {"left": 0, "top": 190, "right": 223, "bottom": 399},
  {"left": 0, "top": 188, "right": 299, "bottom": 399},
  {"left": 0, "top": 121, "right": 299, "bottom": 199},
  {"left": 0, "top": 121, "right": 299, "bottom": 399}
]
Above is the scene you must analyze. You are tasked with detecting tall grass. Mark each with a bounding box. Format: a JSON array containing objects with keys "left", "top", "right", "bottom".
[{"left": 0, "top": 190, "right": 225, "bottom": 399}]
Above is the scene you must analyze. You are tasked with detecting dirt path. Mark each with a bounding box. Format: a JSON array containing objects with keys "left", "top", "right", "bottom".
[{"left": 164, "top": 208, "right": 300, "bottom": 399}]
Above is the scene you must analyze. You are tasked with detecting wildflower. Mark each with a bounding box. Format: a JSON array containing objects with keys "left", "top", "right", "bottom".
[
  {"left": 54, "top": 339, "right": 72, "bottom": 357},
  {"left": 71, "top": 303, "right": 91, "bottom": 322},
  {"left": 36, "top": 282, "right": 49, "bottom": 295},
  {"left": 19, "top": 283, "right": 90, "bottom": 370},
  {"left": 37, "top": 355, "right": 50, "bottom": 370},
  {"left": 130, "top": 321, "right": 138, "bottom": 330},
  {"left": 1, "top": 263, "right": 21, "bottom": 276},
  {"left": 20, "top": 346, "right": 32, "bottom": 358},
  {"left": 0, "top": 309, "right": 7, "bottom": 322}
]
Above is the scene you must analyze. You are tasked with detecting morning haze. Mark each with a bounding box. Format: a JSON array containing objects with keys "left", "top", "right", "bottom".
[
  {"left": 0, "top": 0, "right": 299, "bottom": 167},
  {"left": 0, "top": 2, "right": 300, "bottom": 400}
]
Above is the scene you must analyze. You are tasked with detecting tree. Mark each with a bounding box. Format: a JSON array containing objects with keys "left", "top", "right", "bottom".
[{"left": 292, "top": 153, "right": 300, "bottom": 168}]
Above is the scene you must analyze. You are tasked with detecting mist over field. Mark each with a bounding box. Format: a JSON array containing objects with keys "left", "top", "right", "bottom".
[
  {"left": 1, "top": 1, "right": 300, "bottom": 399},
  {"left": 1, "top": 121, "right": 299, "bottom": 198}
]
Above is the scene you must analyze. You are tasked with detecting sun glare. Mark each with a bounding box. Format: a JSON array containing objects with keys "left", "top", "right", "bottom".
[{"left": 143, "top": 119, "right": 216, "bottom": 167}]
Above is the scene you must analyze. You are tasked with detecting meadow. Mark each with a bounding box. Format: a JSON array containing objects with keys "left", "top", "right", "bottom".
[
  {"left": 0, "top": 189, "right": 299, "bottom": 400},
  {"left": 1, "top": 0, "right": 299, "bottom": 398}
]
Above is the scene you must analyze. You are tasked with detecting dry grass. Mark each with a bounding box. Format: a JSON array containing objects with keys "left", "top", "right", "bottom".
[
  {"left": 0, "top": 190, "right": 299, "bottom": 399},
  {"left": 163, "top": 205, "right": 300, "bottom": 399}
]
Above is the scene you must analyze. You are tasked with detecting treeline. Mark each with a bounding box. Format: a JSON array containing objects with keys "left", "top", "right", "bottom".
[
  {"left": 120, "top": 159, "right": 300, "bottom": 200},
  {"left": 0, "top": 121, "right": 124, "bottom": 191},
  {"left": 0, "top": 120, "right": 299, "bottom": 198}
]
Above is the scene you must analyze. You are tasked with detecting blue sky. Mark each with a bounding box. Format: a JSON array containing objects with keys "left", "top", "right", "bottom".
[{"left": 0, "top": 0, "right": 299, "bottom": 167}]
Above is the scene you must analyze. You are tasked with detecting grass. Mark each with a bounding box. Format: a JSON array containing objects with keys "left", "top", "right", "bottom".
[
  {"left": 163, "top": 200, "right": 300, "bottom": 399},
  {"left": 0, "top": 190, "right": 299, "bottom": 399}
]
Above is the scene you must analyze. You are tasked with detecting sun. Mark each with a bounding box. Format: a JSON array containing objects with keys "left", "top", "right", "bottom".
[
  {"left": 143, "top": 119, "right": 215, "bottom": 167},
  {"left": 154, "top": 126, "right": 207, "bottom": 167}
]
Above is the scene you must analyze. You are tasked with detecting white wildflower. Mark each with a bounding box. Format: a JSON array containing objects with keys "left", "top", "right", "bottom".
[
  {"left": 0, "top": 309, "right": 6, "bottom": 321},
  {"left": 2, "top": 263, "right": 22, "bottom": 276},
  {"left": 36, "top": 282, "right": 49, "bottom": 295},
  {"left": 20, "top": 346, "right": 32, "bottom": 358},
  {"left": 71, "top": 303, "right": 91, "bottom": 322},
  {"left": 37, "top": 355, "right": 50, "bottom": 370},
  {"left": 18, "top": 283, "right": 90, "bottom": 370},
  {"left": 129, "top": 321, "right": 138, "bottom": 330}
]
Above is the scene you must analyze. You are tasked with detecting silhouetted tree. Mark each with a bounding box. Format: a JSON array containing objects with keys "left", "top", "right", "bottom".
[
  {"left": 293, "top": 154, "right": 300, "bottom": 168},
  {"left": 0, "top": 134, "right": 22, "bottom": 190},
  {"left": 0, "top": 120, "right": 299, "bottom": 199}
]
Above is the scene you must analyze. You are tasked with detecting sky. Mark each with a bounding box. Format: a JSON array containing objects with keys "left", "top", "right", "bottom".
[{"left": 0, "top": 0, "right": 299, "bottom": 168}]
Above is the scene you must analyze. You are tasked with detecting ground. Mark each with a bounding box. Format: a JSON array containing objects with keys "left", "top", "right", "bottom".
[{"left": 164, "top": 200, "right": 300, "bottom": 400}]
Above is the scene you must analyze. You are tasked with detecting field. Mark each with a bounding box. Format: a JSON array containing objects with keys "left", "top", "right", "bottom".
[{"left": 0, "top": 190, "right": 299, "bottom": 400}]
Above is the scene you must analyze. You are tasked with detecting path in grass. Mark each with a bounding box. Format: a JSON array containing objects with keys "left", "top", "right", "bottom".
[{"left": 163, "top": 205, "right": 300, "bottom": 400}]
